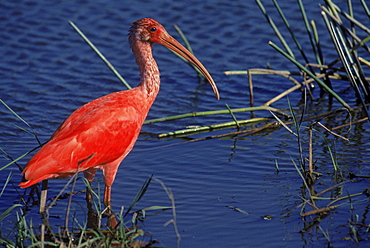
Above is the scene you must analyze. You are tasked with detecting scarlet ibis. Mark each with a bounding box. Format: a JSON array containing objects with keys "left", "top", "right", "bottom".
[{"left": 19, "top": 18, "right": 220, "bottom": 207}]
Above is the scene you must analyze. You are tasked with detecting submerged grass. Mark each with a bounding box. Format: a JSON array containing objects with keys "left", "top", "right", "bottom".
[
  {"left": 266, "top": 1, "right": 370, "bottom": 245},
  {"left": 0, "top": 173, "right": 175, "bottom": 247},
  {"left": 223, "top": 0, "right": 370, "bottom": 246}
]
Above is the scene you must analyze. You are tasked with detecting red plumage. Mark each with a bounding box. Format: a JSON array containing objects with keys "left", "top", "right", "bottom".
[{"left": 19, "top": 18, "right": 219, "bottom": 206}]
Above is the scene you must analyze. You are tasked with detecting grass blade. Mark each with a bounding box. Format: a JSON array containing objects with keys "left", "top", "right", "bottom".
[
  {"left": 144, "top": 105, "right": 284, "bottom": 124},
  {"left": 123, "top": 175, "right": 152, "bottom": 218},
  {"left": 69, "top": 21, "right": 131, "bottom": 90},
  {"left": 298, "top": 0, "right": 322, "bottom": 65},
  {"left": 255, "top": 0, "right": 294, "bottom": 58},
  {"left": 360, "top": 0, "right": 370, "bottom": 19},
  {"left": 272, "top": 0, "right": 312, "bottom": 68},
  {"left": 268, "top": 41, "right": 350, "bottom": 110},
  {"left": 0, "top": 204, "right": 22, "bottom": 222},
  {"left": 321, "top": 11, "right": 370, "bottom": 118},
  {"left": 0, "top": 99, "right": 41, "bottom": 145}
]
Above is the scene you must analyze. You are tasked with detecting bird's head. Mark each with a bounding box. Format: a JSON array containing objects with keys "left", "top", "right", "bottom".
[
  {"left": 129, "top": 18, "right": 166, "bottom": 45},
  {"left": 129, "top": 18, "right": 220, "bottom": 100}
]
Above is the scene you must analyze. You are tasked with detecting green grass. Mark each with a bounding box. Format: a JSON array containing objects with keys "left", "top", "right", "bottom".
[{"left": 0, "top": 174, "right": 176, "bottom": 247}]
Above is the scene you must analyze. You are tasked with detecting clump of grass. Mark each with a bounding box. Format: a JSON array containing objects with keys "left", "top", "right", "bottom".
[
  {"left": 226, "top": 0, "right": 369, "bottom": 120},
  {"left": 0, "top": 176, "right": 161, "bottom": 247},
  {"left": 0, "top": 173, "right": 178, "bottom": 247},
  {"left": 222, "top": 0, "right": 370, "bottom": 246}
]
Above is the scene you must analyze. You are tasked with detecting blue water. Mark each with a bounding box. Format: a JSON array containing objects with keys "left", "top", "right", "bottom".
[{"left": 1, "top": 0, "right": 370, "bottom": 247}]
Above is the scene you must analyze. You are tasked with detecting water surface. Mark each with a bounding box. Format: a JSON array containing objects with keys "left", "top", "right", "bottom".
[{"left": 1, "top": 0, "right": 370, "bottom": 247}]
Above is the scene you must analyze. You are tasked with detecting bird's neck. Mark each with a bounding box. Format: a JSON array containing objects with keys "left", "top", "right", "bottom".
[{"left": 132, "top": 42, "right": 160, "bottom": 99}]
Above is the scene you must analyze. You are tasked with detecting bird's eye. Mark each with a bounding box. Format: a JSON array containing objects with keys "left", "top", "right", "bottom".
[{"left": 150, "top": 27, "right": 157, "bottom": 32}]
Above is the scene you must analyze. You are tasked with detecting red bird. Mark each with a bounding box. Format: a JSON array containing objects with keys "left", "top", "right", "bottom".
[{"left": 19, "top": 18, "right": 220, "bottom": 206}]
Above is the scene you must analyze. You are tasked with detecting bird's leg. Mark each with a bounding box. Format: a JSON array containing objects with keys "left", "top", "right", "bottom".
[
  {"left": 83, "top": 168, "right": 99, "bottom": 229},
  {"left": 40, "top": 180, "right": 48, "bottom": 213},
  {"left": 103, "top": 185, "right": 118, "bottom": 228},
  {"left": 103, "top": 179, "right": 118, "bottom": 229},
  {"left": 101, "top": 160, "right": 121, "bottom": 207},
  {"left": 103, "top": 185, "right": 111, "bottom": 207},
  {"left": 83, "top": 168, "right": 97, "bottom": 207},
  {"left": 101, "top": 161, "right": 121, "bottom": 228}
]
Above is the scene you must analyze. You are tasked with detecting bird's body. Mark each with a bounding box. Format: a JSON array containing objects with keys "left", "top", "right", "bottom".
[
  {"left": 20, "top": 87, "right": 154, "bottom": 203},
  {"left": 19, "top": 18, "right": 219, "bottom": 206}
]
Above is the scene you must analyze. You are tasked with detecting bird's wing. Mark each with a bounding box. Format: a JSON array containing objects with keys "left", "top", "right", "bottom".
[{"left": 21, "top": 90, "right": 148, "bottom": 186}]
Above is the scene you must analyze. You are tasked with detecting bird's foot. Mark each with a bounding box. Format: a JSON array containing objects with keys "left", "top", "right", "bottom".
[{"left": 102, "top": 205, "right": 118, "bottom": 229}]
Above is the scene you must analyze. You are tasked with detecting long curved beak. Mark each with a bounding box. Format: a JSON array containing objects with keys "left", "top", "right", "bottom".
[{"left": 157, "top": 34, "right": 220, "bottom": 100}]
